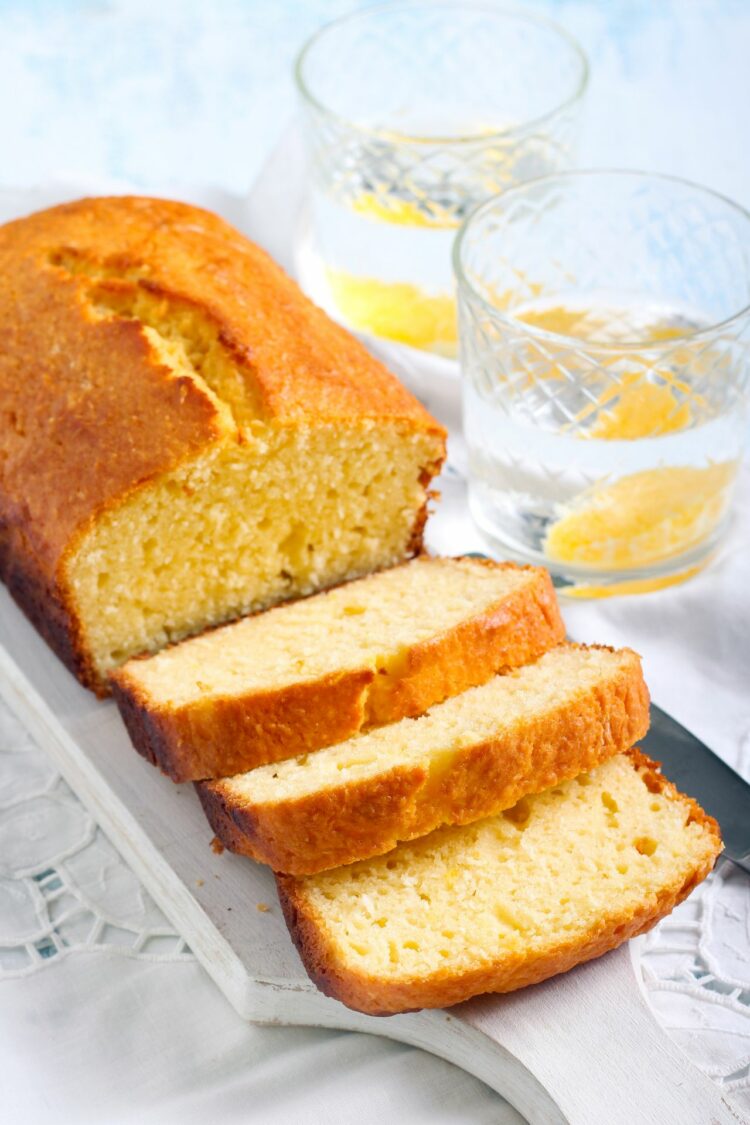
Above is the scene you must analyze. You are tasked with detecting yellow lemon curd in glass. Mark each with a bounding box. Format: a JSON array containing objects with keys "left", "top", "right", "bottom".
[
  {"left": 514, "top": 305, "right": 736, "bottom": 592},
  {"left": 325, "top": 193, "right": 459, "bottom": 355}
]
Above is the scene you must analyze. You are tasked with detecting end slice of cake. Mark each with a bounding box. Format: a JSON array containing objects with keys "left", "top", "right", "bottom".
[
  {"left": 198, "top": 643, "right": 649, "bottom": 873},
  {"left": 277, "top": 751, "right": 722, "bottom": 1015},
  {"left": 111, "top": 557, "right": 564, "bottom": 782}
]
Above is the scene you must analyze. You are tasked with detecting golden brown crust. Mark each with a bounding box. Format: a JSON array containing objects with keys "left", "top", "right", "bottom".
[
  {"left": 0, "top": 526, "right": 100, "bottom": 691},
  {"left": 114, "top": 560, "right": 565, "bottom": 782},
  {"left": 365, "top": 561, "right": 564, "bottom": 725},
  {"left": 275, "top": 750, "right": 723, "bottom": 1015},
  {"left": 0, "top": 245, "right": 230, "bottom": 684},
  {"left": 0, "top": 195, "right": 445, "bottom": 691},
  {"left": 197, "top": 761, "right": 429, "bottom": 868},
  {"left": 113, "top": 667, "right": 376, "bottom": 782},
  {"left": 199, "top": 645, "right": 650, "bottom": 873}
]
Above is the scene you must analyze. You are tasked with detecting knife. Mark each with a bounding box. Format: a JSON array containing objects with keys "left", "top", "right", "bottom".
[{"left": 642, "top": 703, "right": 750, "bottom": 874}]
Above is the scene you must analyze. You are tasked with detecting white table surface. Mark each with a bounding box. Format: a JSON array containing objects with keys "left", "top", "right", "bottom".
[{"left": 1, "top": 3, "right": 749, "bottom": 1123}]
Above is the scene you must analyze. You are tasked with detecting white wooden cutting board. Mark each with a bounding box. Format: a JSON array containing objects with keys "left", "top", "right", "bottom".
[{"left": 0, "top": 589, "right": 737, "bottom": 1125}]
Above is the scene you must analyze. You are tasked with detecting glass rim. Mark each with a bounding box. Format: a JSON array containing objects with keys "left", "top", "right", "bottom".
[
  {"left": 453, "top": 168, "right": 750, "bottom": 351},
  {"left": 294, "top": 0, "right": 589, "bottom": 147}
]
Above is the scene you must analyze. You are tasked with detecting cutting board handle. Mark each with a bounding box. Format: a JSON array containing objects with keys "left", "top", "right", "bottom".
[{"left": 446, "top": 942, "right": 737, "bottom": 1125}]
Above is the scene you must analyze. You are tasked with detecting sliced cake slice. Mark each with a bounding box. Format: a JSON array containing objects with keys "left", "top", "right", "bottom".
[
  {"left": 111, "top": 557, "right": 564, "bottom": 782},
  {"left": 197, "top": 644, "right": 649, "bottom": 873},
  {"left": 277, "top": 750, "right": 722, "bottom": 1015}
]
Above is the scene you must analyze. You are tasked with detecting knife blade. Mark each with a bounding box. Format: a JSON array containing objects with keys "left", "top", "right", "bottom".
[{"left": 643, "top": 703, "right": 750, "bottom": 875}]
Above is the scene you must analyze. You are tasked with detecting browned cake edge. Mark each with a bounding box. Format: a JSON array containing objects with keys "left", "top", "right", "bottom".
[
  {"left": 0, "top": 533, "right": 103, "bottom": 693},
  {"left": 275, "top": 749, "right": 723, "bottom": 1015},
  {"left": 113, "top": 665, "right": 377, "bottom": 782},
  {"left": 364, "top": 560, "right": 564, "bottom": 726},
  {"left": 197, "top": 643, "right": 649, "bottom": 873},
  {"left": 113, "top": 560, "right": 565, "bottom": 783}
]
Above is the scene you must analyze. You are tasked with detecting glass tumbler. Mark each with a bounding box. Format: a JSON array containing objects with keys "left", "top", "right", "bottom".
[
  {"left": 295, "top": 1, "right": 587, "bottom": 357},
  {"left": 455, "top": 171, "right": 750, "bottom": 595}
]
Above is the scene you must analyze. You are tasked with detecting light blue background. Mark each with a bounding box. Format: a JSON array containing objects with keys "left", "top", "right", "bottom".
[{"left": 1, "top": 0, "right": 749, "bottom": 206}]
